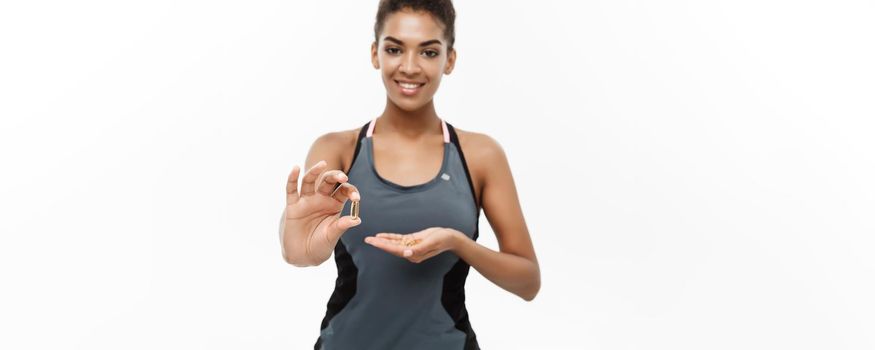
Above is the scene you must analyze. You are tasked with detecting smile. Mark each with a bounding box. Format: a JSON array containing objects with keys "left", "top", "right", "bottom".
[{"left": 395, "top": 80, "right": 425, "bottom": 96}]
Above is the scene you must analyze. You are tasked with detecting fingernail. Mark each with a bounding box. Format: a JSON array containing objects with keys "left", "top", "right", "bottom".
[{"left": 403, "top": 249, "right": 412, "bottom": 257}]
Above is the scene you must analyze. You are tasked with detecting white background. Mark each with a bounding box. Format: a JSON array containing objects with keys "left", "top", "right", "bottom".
[{"left": 1, "top": 1, "right": 873, "bottom": 349}]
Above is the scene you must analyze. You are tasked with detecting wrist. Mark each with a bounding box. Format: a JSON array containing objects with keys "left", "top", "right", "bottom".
[{"left": 445, "top": 228, "right": 468, "bottom": 252}]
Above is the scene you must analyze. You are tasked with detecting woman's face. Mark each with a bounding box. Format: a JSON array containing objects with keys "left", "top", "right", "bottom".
[{"left": 371, "top": 9, "right": 456, "bottom": 112}]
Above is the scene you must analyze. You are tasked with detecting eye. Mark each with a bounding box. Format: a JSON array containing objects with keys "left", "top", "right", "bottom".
[
  {"left": 385, "top": 47, "right": 401, "bottom": 55},
  {"left": 423, "top": 50, "right": 439, "bottom": 58}
]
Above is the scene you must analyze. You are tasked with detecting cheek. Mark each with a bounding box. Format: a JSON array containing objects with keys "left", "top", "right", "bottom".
[
  {"left": 430, "top": 60, "right": 449, "bottom": 78},
  {"left": 427, "top": 70, "right": 444, "bottom": 86}
]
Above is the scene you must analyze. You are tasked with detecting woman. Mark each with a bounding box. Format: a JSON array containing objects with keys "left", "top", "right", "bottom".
[{"left": 279, "top": 1, "right": 540, "bottom": 349}]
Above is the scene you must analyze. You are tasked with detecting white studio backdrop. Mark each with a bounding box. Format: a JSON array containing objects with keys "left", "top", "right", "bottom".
[{"left": 1, "top": 1, "right": 873, "bottom": 349}]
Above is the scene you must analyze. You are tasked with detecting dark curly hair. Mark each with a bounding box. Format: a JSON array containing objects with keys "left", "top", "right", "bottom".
[{"left": 374, "top": 0, "right": 456, "bottom": 51}]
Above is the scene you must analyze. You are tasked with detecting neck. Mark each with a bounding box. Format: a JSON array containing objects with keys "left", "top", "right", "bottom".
[{"left": 378, "top": 97, "right": 441, "bottom": 140}]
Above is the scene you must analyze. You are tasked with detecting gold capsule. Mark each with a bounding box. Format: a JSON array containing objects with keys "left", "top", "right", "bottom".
[
  {"left": 401, "top": 236, "right": 418, "bottom": 247},
  {"left": 350, "top": 200, "right": 359, "bottom": 219}
]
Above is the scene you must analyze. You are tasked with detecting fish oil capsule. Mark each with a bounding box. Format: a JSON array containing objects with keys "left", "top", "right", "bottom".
[
  {"left": 401, "top": 236, "right": 418, "bottom": 247},
  {"left": 350, "top": 200, "right": 360, "bottom": 219}
]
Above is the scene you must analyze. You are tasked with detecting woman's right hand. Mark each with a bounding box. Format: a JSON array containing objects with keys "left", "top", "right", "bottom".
[{"left": 281, "top": 160, "right": 362, "bottom": 266}]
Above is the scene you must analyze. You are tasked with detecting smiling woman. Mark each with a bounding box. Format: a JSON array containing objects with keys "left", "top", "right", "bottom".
[
  {"left": 278, "top": 1, "right": 540, "bottom": 350},
  {"left": 371, "top": 2, "right": 456, "bottom": 109}
]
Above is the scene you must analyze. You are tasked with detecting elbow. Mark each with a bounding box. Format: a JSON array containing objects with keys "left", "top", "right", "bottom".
[{"left": 520, "top": 267, "right": 541, "bottom": 301}]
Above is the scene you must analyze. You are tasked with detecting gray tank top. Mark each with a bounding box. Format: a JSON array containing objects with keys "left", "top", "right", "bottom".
[{"left": 314, "top": 117, "right": 481, "bottom": 350}]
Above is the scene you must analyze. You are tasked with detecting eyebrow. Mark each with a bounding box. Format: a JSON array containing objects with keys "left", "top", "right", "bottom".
[{"left": 383, "top": 36, "right": 443, "bottom": 47}]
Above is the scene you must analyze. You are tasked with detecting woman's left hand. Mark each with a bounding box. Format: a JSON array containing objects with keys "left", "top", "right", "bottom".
[{"left": 364, "top": 227, "right": 460, "bottom": 263}]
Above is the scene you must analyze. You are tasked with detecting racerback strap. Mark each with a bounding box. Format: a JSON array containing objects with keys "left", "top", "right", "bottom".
[{"left": 367, "top": 117, "right": 450, "bottom": 143}]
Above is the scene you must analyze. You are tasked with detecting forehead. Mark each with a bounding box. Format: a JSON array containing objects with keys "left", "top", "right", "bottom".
[{"left": 380, "top": 9, "right": 445, "bottom": 43}]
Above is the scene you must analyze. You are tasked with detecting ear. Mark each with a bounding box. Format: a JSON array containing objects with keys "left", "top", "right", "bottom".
[
  {"left": 444, "top": 47, "right": 456, "bottom": 75},
  {"left": 371, "top": 41, "right": 380, "bottom": 69}
]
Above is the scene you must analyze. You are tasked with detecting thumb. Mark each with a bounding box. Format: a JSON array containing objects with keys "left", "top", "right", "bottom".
[{"left": 327, "top": 214, "right": 362, "bottom": 240}]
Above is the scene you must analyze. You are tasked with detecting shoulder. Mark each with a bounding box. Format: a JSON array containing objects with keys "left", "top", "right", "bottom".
[
  {"left": 313, "top": 127, "right": 359, "bottom": 148},
  {"left": 453, "top": 126, "right": 507, "bottom": 166},
  {"left": 306, "top": 125, "right": 364, "bottom": 172},
  {"left": 451, "top": 126, "right": 510, "bottom": 205}
]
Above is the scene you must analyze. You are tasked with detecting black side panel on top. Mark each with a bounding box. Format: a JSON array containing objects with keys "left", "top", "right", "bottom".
[
  {"left": 442, "top": 122, "right": 481, "bottom": 350},
  {"left": 445, "top": 123, "right": 481, "bottom": 237}
]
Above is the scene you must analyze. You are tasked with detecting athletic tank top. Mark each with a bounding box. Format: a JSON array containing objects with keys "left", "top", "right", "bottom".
[{"left": 314, "top": 117, "right": 482, "bottom": 350}]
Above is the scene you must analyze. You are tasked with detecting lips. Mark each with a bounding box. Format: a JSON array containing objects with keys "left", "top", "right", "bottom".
[{"left": 395, "top": 80, "right": 425, "bottom": 96}]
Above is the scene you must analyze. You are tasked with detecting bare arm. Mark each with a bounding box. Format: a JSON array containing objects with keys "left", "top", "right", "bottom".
[{"left": 451, "top": 134, "right": 540, "bottom": 301}]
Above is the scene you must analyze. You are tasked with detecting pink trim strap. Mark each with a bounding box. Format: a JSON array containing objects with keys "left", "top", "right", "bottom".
[
  {"left": 441, "top": 119, "right": 450, "bottom": 143},
  {"left": 367, "top": 117, "right": 449, "bottom": 143},
  {"left": 366, "top": 117, "right": 377, "bottom": 137}
]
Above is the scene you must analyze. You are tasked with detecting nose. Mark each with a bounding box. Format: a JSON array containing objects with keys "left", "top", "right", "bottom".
[{"left": 399, "top": 51, "right": 421, "bottom": 75}]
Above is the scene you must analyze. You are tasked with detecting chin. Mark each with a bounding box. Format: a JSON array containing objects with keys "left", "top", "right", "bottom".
[{"left": 389, "top": 95, "right": 432, "bottom": 112}]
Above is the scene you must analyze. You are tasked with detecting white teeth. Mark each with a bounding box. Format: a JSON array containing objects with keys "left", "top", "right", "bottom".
[{"left": 398, "top": 82, "right": 423, "bottom": 89}]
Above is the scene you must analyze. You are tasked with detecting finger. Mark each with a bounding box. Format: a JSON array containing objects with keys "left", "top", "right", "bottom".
[
  {"left": 300, "top": 160, "right": 327, "bottom": 196},
  {"left": 364, "top": 237, "right": 407, "bottom": 257},
  {"left": 404, "top": 235, "right": 439, "bottom": 258},
  {"left": 375, "top": 233, "right": 405, "bottom": 241},
  {"left": 285, "top": 165, "right": 301, "bottom": 205},
  {"left": 330, "top": 182, "right": 361, "bottom": 203},
  {"left": 407, "top": 240, "right": 432, "bottom": 256},
  {"left": 317, "top": 170, "right": 348, "bottom": 196},
  {"left": 324, "top": 214, "right": 362, "bottom": 242},
  {"left": 400, "top": 237, "right": 423, "bottom": 258}
]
